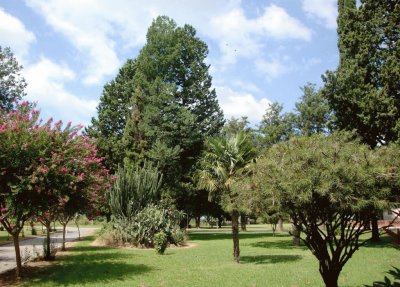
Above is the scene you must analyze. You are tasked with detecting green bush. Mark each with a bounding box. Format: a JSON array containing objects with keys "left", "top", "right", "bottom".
[
  {"left": 171, "top": 229, "right": 185, "bottom": 245},
  {"left": 153, "top": 231, "right": 168, "bottom": 254},
  {"left": 131, "top": 204, "right": 183, "bottom": 247}
]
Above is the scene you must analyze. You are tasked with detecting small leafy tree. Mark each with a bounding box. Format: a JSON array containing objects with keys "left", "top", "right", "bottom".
[
  {"left": 257, "top": 102, "right": 295, "bottom": 149},
  {"left": 197, "top": 132, "right": 257, "bottom": 263},
  {"left": 253, "top": 133, "right": 391, "bottom": 287},
  {"left": 0, "top": 46, "right": 27, "bottom": 111},
  {"left": 0, "top": 102, "right": 50, "bottom": 276}
]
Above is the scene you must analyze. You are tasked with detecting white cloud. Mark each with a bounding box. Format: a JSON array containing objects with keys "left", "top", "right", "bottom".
[
  {"left": 255, "top": 57, "right": 290, "bottom": 80},
  {"left": 0, "top": 8, "right": 36, "bottom": 60},
  {"left": 232, "top": 80, "right": 261, "bottom": 94},
  {"left": 216, "top": 86, "right": 271, "bottom": 123},
  {"left": 25, "top": 0, "right": 120, "bottom": 85},
  {"left": 209, "top": 4, "right": 312, "bottom": 65},
  {"left": 24, "top": 57, "right": 98, "bottom": 126},
  {"left": 302, "top": 0, "right": 338, "bottom": 29},
  {"left": 25, "top": 1, "right": 311, "bottom": 81},
  {"left": 258, "top": 5, "right": 312, "bottom": 40}
]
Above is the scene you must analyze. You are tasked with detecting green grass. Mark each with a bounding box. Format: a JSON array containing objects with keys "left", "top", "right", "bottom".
[{"left": 19, "top": 231, "right": 399, "bottom": 287}]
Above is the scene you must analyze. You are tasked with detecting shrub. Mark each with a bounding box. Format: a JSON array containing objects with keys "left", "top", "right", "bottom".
[
  {"left": 171, "top": 229, "right": 185, "bottom": 245},
  {"left": 131, "top": 204, "right": 184, "bottom": 247},
  {"left": 154, "top": 231, "right": 168, "bottom": 254}
]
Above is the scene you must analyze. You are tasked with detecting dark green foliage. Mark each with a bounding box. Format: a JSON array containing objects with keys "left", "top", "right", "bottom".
[
  {"left": 153, "top": 231, "right": 168, "bottom": 254},
  {"left": 295, "top": 83, "right": 333, "bottom": 136},
  {"left": 89, "top": 17, "right": 224, "bottom": 216},
  {"left": 122, "top": 16, "right": 224, "bottom": 212},
  {"left": 86, "top": 59, "right": 137, "bottom": 172},
  {"left": 257, "top": 102, "right": 295, "bottom": 148},
  {"left": 0, "top": 46, "right": 26, "bottom": 111},
  {"left": 323, "top": 0, "right": 400, "bottom": 148}
]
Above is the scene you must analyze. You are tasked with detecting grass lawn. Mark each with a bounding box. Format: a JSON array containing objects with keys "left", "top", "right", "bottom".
[{"left": 15, "top": 231, "right": 399, "bottom": 287}]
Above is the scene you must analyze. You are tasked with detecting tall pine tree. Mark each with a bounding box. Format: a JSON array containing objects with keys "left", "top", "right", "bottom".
[
  {"left": 86, "top": 59, "right": 137, "bottom": 172},
  {"left": 322, "top": 0, "right": 400, "bottom": 241}
]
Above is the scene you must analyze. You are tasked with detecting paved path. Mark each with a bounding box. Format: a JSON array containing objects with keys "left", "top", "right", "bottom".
[
  {"left": 0, "top": 227, "right": 98, "bottom": 274},
  {"left": 187, "top": 228, "right": 274, "bottom": 233}
]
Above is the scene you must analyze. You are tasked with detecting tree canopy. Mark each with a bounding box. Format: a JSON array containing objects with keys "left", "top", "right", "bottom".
[
  {"left": 0, "top": 46, "right": 27, "bottom": 111},
  {"left": 253, "top": 133, "right": 392, "bottom": 287},
  {"left": 322, "top": 0, "right": 400, "bottom": 148}
]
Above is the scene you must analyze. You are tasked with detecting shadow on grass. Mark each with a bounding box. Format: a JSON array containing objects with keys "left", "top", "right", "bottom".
[
  {"left": 188, "top": 232, "right": 288, "bottom": 242},
  {"left": 241, "top": 254, "right": 302, "bottom": 265},
  {"left": 21, "top": 237, "right": 153, "bottom": 286},
  {"left": 364, "top": 266, "right": 400, "bottom": 287},
  {"left": 250, "top": 239, "right": 308, "bottom": 250},
  {"left": 363, "top": 235, "right": 399, "bottom": 249}
]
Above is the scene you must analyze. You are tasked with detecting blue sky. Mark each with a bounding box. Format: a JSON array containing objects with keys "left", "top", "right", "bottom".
[{"left": 0, "top": 0, "right": 339, "bottom": 127}]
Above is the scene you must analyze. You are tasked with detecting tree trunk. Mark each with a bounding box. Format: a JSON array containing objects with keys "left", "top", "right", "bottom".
[
  {"left": 44, "top": 222, "right": 52, "bottom": 260},
  {"left": 232, "top": 210, "right": 240, "bottom": 263},
  {"left": 320, "top": 267, "right": 340, "bottom": 287},
  {"left": 62, "top": 223, "right": 67, "bottom": 251},
  {"left": 278, "top": 218, "right": 284, "bottom": 232},
  {"left": 12, "top": 233, "right": 22, "bottom": 278},
  {"left": 240, "top": 213, "right": 247, "bottom": 231},
  {"left": 218, "top": 216, "right": 223, "bottom": 228},
  {"left": 75, "top": 220, "right": 81, "bottom": 240},
  {"left": 292, "top": 224, "right": 300, "bottom": 246},
  {"left": 371, "top": 213, "right": 380, "bottom": 242},
  {"left": 195, "top": 216, "right": 201, "bottom": 228}
]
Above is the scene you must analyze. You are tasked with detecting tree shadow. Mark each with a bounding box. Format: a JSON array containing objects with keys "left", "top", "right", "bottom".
[
  {"left": 17, "top": 238, "right": 153, "bottom": 286},
  {"left": 362, "top": 235, "right": 400, "bottom": 249},
  {"left": 250, "top": 238, "right": 307, "bottom": 250},
  {"left": 364, "top": 266, "right": 400, "bottom": 287},
  {"left": 188, "top": 232, "right": 287, "bottom": 242},
  {"left": 241, "top": 254, "right": 302, "bottom": 265}
]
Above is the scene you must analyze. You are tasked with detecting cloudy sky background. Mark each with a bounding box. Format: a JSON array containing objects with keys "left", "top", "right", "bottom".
[{"left": 1, "top": 0, "right": 339, "bottom": 127}]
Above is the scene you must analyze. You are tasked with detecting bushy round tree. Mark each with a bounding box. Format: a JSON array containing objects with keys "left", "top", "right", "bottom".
[{"left": 253, "top": 133, "right": 391, "bottom": 287}]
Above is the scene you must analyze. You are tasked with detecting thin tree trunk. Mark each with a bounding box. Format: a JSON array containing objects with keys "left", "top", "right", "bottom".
[
  {"left": 240, "top": 213, "right": 247, "bottom": 231},
  {"left": 45, "top": 222, "right": 52, "bottom": 260},
  {"left": 12, "top": 233, "right": 22, "bottom": 278},
  {"left": 218, "top": 216, "right": 223, "bottom": 228},
  {"left": 75, "top": 220, "right": 81, "bottom": 240},
  {"left": 232, "top": 210, "right": 240, "bottom": 263},
  {"left": 278, "top": 218, "right": 284, "bottom": 232},
  {"left": 371, "top": 213, "right": 380, "bottom": 242},
  {"left": 195, "top": 216, "right": 201, "bottom": 228},
  {"left": 292, "top": 224, "right": 300, "bottom": 246},
  {"left": 62, "top": 223, "right": 67, "bottom": 251}
]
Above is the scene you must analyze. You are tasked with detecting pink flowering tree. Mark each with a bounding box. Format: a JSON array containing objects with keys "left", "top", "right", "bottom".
[
  {"left": 32, "top": 120, "right": 111, "bottom": 258},
  {"left": 0, "top": 102, "right": 49, "bottom": 277},
  {"left": 0, "top": 102, "right": 111, "bottom": 273}
]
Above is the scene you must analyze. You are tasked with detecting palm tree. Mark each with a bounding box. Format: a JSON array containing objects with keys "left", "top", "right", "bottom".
[{"left": 197, "top": 132, "right": 257, "bottom": 263}]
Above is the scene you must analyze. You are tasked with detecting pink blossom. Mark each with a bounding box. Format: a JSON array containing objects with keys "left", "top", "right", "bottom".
[
  {"left": 0, "top": 208, "right": 5, "bottom": 213},
  {"left": 61, "top": 167, "right": 68, "bottom": 174}
]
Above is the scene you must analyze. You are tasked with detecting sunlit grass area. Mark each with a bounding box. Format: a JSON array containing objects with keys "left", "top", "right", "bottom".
[{"left": 16, "top": 231, "right": 399, "bottom": 287}]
